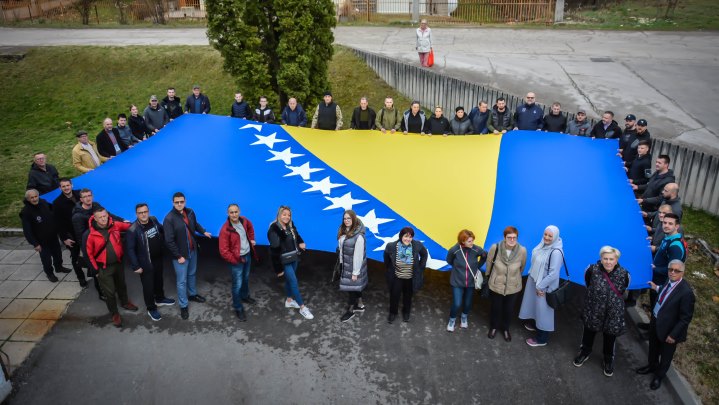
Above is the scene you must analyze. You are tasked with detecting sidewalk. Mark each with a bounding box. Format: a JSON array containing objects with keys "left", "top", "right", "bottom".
[{"left": 5, "top": 237, "right": 689, "bottom": 404}]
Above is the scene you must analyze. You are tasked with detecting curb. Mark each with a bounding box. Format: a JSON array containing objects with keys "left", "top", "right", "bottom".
[
  {"left": 0, "top": 228, "right": 24, "bottom": 237},
  {"left": 626, "top": 305, "right": 702, "bottom": 404}
]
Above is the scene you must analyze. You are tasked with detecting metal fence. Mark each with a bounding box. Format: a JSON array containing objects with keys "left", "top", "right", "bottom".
[
  {"left": 351, "top": 47, "right": 719, "bottom": 215},
  {"left": 335, "top": 0, "right": 556, "bottom": 24},
  {"left": 0, "top": 0, "right": 205, "bottom": 24}
]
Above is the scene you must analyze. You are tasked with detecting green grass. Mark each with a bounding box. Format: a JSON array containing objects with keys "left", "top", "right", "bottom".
[{"left": 0, "top": 45, "right": 413, "bottom": 228}]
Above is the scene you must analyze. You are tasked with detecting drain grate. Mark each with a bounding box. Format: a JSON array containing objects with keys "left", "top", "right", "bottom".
[{"left": 590, "top": 57, "right": 613, "bottom": 63}]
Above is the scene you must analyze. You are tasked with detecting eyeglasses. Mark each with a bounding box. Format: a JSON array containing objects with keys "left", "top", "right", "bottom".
[
  {"left": 668, "top": 268, "right": 684, "bottom": 274},
  {"left": 173, "top": 201, "right": 185, "bottom": 205},
  {"left": 506, "top": 236, "right": 517, "bottom": 240},
  {"left": 136, "top": 210, "right": 149, "bottom": 214}
]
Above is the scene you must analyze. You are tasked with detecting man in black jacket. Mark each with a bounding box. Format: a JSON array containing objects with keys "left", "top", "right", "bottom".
[
  {"left": 350, "top": 97, "right": 377, "bottom": 130},
  {"left": 161, "top": 87, "right": 184, "bottom": 120},
  {"left": 163, "top": 192, "right": 212, "bottom": 320},
  {"left": 126, "top": 203, "right": 175, "bottom": 322},
  {"left": 27, "top": 152, "right": 60, "bottom": 195},
  {"left": 20, "top": 189, "right": 71, "bottom": 282},
  {"left": 96, "top": 117, "right": 128, "bottom": 158},
  {"left": 627, "top": 140, "right": 652, "bottom": 191},
  {"left": 52, "top": 178, "right": 87, "bottom": 287},
  {"left": 633, "top": 154, "right": 675, "bottom": 200},
  {"left": 638, "top": 260, "right": 695, "bottom": 390},
  {"left": 590, "top": 111, "right": 622, "bottom": 139},
  {"left": 230, "top": 92, "right": 252, "bottom": 119}
]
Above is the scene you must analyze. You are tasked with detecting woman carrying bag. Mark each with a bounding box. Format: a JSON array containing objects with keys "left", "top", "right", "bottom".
[
  {"left": 416, "top": 19, "right": 433, "bottom": 67},
  {"left": 445, "top": 229, "right": 487, "bottom": 332},
  {"left": 485, "top": 226, "right": 527, "bottom": 342},
  {"left": 337, "top": 210, "right": 368, "bottom": 323},
  {"left": 267, "top": 205, "right": 313, "bottom": 320},
  {"left": 519, "top": 225, "right": 564, "bottom": 347}
]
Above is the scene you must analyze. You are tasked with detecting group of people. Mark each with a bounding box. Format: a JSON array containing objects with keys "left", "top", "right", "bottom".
[{"left": 20, "top": 80, "right": 694, "bottom": 390}]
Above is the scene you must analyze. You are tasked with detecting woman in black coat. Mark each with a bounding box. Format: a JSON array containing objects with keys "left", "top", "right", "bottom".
[{"left": 383, "top": 226, "right": 428, "bottom": 323}]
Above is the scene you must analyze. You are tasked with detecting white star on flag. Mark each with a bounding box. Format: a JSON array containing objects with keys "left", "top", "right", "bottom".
[
  {"left": 358, "top": 209, "right": 394, "bottom": 234},
  {"left": 323, "top": 192, "right": 367, "bottom": 211},
  {"left": 425, "top": 251, "right": 448, "bottom": 270},
  {"left": 240, "top": 123, "right": 263, "bottom": 132},
  {"left": 303, "top": 176, "right": 345, "bottom": 195},
  {"left": 284, "top": 162, "right": 323, "bottom": 180},
  {"left": 251, "top": 132, "right": 287, "bottom": 149},
  {"left": 373, "top": 234, "right": 399, "bottom": 252},
  {"left": 267, "top": 147, "right": 304, "bottom": 165}
]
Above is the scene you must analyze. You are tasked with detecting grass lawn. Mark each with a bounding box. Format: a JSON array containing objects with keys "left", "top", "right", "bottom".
[
  {"left": 0, "top": 45, "right": 413, "bottom": 228},
  {"left": 1, "top": 44, "right": 718, "bottom": 403}
]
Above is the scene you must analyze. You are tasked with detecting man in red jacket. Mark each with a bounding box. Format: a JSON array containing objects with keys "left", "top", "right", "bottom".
[
  {"left": 218, "top": 204, "right": 258, "bottom": 321},
  {"left": 85, "top": 207, "right": 138, "bottom": 327}
]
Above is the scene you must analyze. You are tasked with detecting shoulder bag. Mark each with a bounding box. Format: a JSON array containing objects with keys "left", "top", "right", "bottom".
[
  {"left": 545, "top": 249, "right": 570, "bottom": 310},
  {"left": 460, "top": 247, "right": 483, "bottom": 290},
  {"left": 279, "top": 226, "right": 300, "bottom": 265}
]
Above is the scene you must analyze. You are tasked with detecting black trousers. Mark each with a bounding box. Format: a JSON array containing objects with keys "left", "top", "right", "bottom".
[
  {"left": 38, "top": 238, "right": 63, "bottom": 277},
  {"left": 579, "top": 326, "right": 617, "bottom": 361},
  {"left": 489, "top": 290, "right": 519, "bottom": 331},
  {"left": 649, "top": 288, "right": 658, "bottom": 313},
  {"left": 648, "top": 319, "right": 678, "bottom": 379},
  {"left": 347, "top": 291, "right": 362, "bottom": 308},
  {"left": 389, "top": 278, "right": 413, "bottom": 315},
  {"left": 138, "top": 256, "right": 166, "bottom": 310},
  {"left": 66, "top": 242, "right": 86, "bottom": 283}
]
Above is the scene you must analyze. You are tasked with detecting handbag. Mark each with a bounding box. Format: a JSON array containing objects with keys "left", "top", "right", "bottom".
[
  {"left": 427, "top": 48, "right": 435, "bottom": 67},
  {"left": 459, "top": 247, "right": 483, "bottom": 290},
  {"left": 481, "top": 244, "right": 500, "bottom": 298},
  {"left": 279, "top": 227, "right": 300, "bottom": 265},
  {"left": 545, "top": 249, "right": 570, "bottom": 310},
  {"left": 330, "top": 257, "right": 341, "bottom": 284}
]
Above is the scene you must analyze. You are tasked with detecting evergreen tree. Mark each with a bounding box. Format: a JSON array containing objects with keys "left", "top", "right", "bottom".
[{"left": 206, "top": 0, "right": 336, "bottom": 110}]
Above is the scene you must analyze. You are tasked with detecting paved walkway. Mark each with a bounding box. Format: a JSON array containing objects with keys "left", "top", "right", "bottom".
[
  {"left": 3, "top": 236, "right": 687, "bottom": 404},
  {"left": 0, "top": 26, "right": 717, "bottom": 155}
]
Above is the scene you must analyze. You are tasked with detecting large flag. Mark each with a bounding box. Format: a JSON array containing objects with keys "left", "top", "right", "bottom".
[{"left": 48, "top": 114, "right": 652, "bottom": 288}]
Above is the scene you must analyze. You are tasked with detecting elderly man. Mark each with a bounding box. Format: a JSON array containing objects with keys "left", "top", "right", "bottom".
[
  {"left": 72, "top": 130, "right": 108, "bottom": 173},
  {"left": 143, "top": 95, "right": 170, "bottom": 135},
  {"left": 350, "top": 97, "right": 377, "bottom": 130},
  {"left": 20, "top": 189, "right": 71, "bottom": 282},
  {"left": 96, "top": 117, "right": 128, "bottom": 158},
  {"left": 375, "top": 97, "right": 402, "bottom": 134},
  {"left": 638, "top": 260, "right": 695, "bottom": 391},
  {"left": 185, "top": 85, "right": 211, "bottom": 114},
  {"left": 85, "top": 207, "right": 137, "bottom": 327},
  {"left": 281, "top": 97, "right": 308, "bottom": 127},
  {"left": 27, "top": 152, "right": 60, "bottom": 194},
  {"left": 514, "top": 92, "right": 544, "bottom": 131},
  {"left": 312, "top": 91, "right": 343, "bottom": 131}
]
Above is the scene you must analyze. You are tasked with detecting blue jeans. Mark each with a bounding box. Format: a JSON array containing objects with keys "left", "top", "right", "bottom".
[
  {"left": 230, "top": 254, "right": 251, "bottom": 310},
  {"left": 283, "top": 261, "right": 303, "bottom": 306},
  {"left": 536, "top": 328, "right": 550, "bottom": 344},
  {"left": 449, "top": 286, "right": 474, "bottom": 319},
  {"left": 172, "top": 250, "right": 197, "bottom": 309}
]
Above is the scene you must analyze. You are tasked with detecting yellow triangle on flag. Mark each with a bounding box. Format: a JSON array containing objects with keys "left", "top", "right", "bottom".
[{"left": 287, "top": 127, "right": 502, "bottom": 248}]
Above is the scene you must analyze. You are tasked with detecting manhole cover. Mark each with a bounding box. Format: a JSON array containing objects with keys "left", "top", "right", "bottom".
[{"left": 590, "top": 57, "right": 613, "bottom": 63}]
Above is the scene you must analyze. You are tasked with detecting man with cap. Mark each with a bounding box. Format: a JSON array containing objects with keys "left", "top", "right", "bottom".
[
  {"left": 636, "top": 119, "right": 652, "bottom": 144},
  {"left": 619, "top": 114, "right": 638, "bottom": 164},
  {"left": 567, "top": 109, "right": 592, "bottom": 136},
  {"left": 184, "top": 85, "right": 211, "bottom": 114},
  {"left": 72, "top": 130, "right": 108, "bottom": 173},
  {"left": 143, "top": 95, "right": 170, "bottom": 135},
  {"left": 311, "top": 91, "right": 343, "bottom": 131},
  {"left": 27, "top": 152, "right": 60, "bottom": 195},
  {"left": 96, "top": 117, "right": 128, "bottom": 158}
]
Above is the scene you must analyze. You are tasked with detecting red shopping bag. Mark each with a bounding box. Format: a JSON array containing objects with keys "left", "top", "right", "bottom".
[{"left": 427, "top": 48, "right": 434, "bottom": 67}]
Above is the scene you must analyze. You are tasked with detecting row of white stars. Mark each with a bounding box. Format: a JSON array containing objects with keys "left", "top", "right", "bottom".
[{"left": 240, "top": 123, "right": 447, "bottom": 268}]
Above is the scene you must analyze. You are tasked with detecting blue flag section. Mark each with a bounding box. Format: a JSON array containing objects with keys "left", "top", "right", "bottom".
[{"left": 48, "top": 114, "right": 652, "bottom": 289}]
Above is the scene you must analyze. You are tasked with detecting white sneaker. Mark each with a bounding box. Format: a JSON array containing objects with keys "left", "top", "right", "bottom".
[
  {"left": 447, "top": 318, "right": 456, "bottom": 332},
  {"left": 285, "top": 299, "right": 300, "bottom": 309},
  {"left": 460, "top": 315, "right": 468, "bottom": 329},
  {"left": 299, "top": 306, "right": 314, "bottom": 319}
]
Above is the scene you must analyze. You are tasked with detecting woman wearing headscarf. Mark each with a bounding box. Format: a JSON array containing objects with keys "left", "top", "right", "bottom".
[
  {"left": 572, "top": 246, "right": 630, "bottom": 377},
  {"left": 337, "top": 210, "right": 368, "bottom": 323},
  {"left": 384, "top": 227, "right": 428, "bottom": 324},
  {"left": 445, "top": 229, "right": 487, "bottom": 332},
  {"left": 267, "top": 205, "right": 313, "bottom": 320},
  {"left": 519, "top": 225, "right": 564, "bottom": 347},
  {"left": 485, "top": 226, "right": 527, "bottom": 342}
]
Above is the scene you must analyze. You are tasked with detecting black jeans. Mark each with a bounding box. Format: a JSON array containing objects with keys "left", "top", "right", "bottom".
[
  {"left": 489, "top": 290, "right": 519, "bottom": 331},
  {"left": 347, "top": 291, "right": 362, "bottom": 308},
  {"left": 138, "top": 256, "right": 166, "bottom": 310},
  {"left": 38, "top": 238, "right": 63, "bottom": 277},
  {"left": 579, "top": 326, "right": 617, "bottom": 362},
  {"left": 648, "top": 319, "right": 678, "bottom": 379},
  {"left": 66, "top": 242, "right": 86, "bottom": 283},
  {"left": 389, "top": 277, "right": 413, "bottom": 315}
]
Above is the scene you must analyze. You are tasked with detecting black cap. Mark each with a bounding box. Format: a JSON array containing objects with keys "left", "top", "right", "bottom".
[
  {"left": 76, "top": 130, "right": 88, "bottom": 137},
  {"left": 637, "top": 119, "right": 648, "bottom": 126},
  {"left": 455, "top": 106, "right": 464, "bottom": 113},
  {"left": 323, "top": 91, "right": 332, "bottom": 97},
  {"left": 625, "top": 114, "right": 636, "bottom": 121}
]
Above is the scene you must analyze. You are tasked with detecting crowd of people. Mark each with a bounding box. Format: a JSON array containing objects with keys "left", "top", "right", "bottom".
[{"left": 18, "top": 84, "right": 694, "bottom": 390}]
